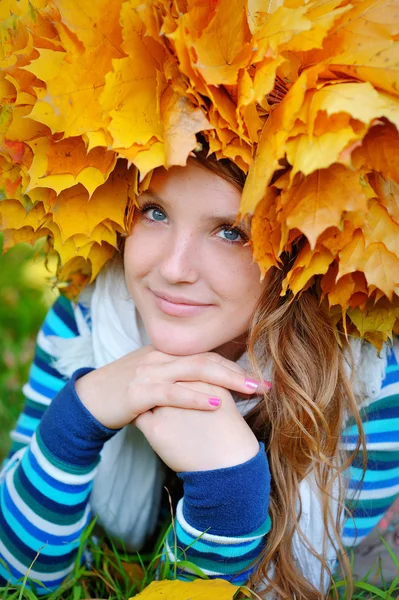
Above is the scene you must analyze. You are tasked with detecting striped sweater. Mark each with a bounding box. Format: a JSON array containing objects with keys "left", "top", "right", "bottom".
[
  {"left": 0, "top": 296, "right": 271, "bottom": 592},
  {"left": 341, "top": 343, "right": 399, "bottom": 546},
  {"left": 1, "top": 295, "right": 399, "bottom": 593}
]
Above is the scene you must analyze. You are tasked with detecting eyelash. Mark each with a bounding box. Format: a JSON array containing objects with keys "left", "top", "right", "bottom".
[{"left": 137, "top": 201, "right": 249, "bottom": 245}]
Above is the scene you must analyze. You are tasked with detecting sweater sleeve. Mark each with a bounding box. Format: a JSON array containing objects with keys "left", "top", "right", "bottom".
[
  {"left": 164, "top": 444, "right": 271, "bottom": 585},
  {"left": 341, "top": 338, "right": 399, "bottom": 547},
  {"left": 0, "top": 297, "right": 117, "bottom": 593}
]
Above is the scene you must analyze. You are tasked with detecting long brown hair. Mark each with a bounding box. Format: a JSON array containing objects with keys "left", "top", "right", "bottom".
[{"left": 190, "top": 151, "right": 365, "bottom": 599}]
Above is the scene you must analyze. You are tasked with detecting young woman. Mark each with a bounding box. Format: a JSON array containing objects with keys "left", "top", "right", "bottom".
[{"left": 1, "top": 153, "right": 398, "bottom": 600}]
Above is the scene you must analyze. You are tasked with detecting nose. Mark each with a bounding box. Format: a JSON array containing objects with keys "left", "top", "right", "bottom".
[{"left": 158, "top": 231, "right": 200, "bottom": 284}]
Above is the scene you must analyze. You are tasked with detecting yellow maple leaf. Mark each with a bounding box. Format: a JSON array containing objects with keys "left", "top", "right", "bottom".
[
  {"left": 353, "top": 122, "right": 399, "bottom": 186},
  {"left": 131, "top": 578, "right": 249, "bottom": 599},
  {"left": 348, "top": 300, "right": 399, "bottom": 349},
  {"left": 188, "top": 0, "right": 252, "bottom": 86},
  {"left": 363, "top": 199, "right": 399, "bottom": 256},
  {"left": 50, "top": 161, "right": 133, "bottom": 242},
  {"left": 26, "top": 137, "right": 117, "bottom": 197},
  {"left": 1, "top": 0, "right": 399, "bottom": 344},
  {"left": 338, "top": 231, "right": 399, "bottom": 301},
  {"left": 323, "top": 0, "right": 399, "bottom": 96},
  {"left": 283, "top": 164, "right": 368, "bottom": 250},
  {"left": 281, "top": 242, "right": 334, "bottom": 296},
  {"left": 369, "top": 173, "right": 399, "bottom": 225}
]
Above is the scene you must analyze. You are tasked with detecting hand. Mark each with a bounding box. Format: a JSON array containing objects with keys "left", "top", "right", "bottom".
[
  {"left": 134, "top": 381, "right": 260, "bottom": 472},
  {"left": 75, "top": 347, "right": 263, "bottom": 430}
]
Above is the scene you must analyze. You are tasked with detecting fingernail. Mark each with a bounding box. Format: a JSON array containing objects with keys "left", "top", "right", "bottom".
[
  {"left": 209, "top": 397, "right": 221, "bottom": 407},
  {"left": 263, "top": 380, "right": 272, "bottom": 390},
  {"left": 245, "top": 378, "right": 260, "bottom": 391}
]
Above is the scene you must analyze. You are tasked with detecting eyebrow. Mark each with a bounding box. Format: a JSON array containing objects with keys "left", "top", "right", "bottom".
[{"left": 139, "top": 189, "right": 246, "bottom": 227}]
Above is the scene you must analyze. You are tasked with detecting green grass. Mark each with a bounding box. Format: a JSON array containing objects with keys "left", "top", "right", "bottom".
[
  {"left": 0, "top": 237, "right": 55, "bottom": 462},
  {"left": 0, "top": 238, "right": 398, "bottom": 598}
]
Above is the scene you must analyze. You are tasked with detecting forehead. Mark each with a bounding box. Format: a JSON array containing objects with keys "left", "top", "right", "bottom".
[{"left": 147, "top": 162, "right": 242, "bottom": 215}]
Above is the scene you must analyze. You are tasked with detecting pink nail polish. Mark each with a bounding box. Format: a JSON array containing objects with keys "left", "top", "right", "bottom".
[
  {"left": 209, "top": 397, "right": 221, "bottom": 406},
  {"left": 263, "top": 380, "right": 272, "bottom": 390},
  {"left": 245, "top": 378, "right": 260, "bottom": 391}
]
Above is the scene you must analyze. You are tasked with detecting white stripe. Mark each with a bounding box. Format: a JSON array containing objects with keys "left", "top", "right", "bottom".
[
  {"left": 5, "top": 469, "right": 92, "bottom": 537},
  {"left": 30, "top": 433, "right": 97, "bottom": 485},
  {"left": 22, "top": 383, "right": 51, "bottom": 407},
  {"left": 36, "top": 329, "right": 60, "bottom": 356},
  {"left": 346, "top": 480, "right": 399, "bottom": 500},
  {"left": 0, "top": 536, "right": 75, "bottom": 582},
  {"left": 342, "top": 442, "right": 399, "bottom": 451},
  {"left": 10, "top": 431, "right": 31, "bottom": 445},
  {"left": 176, "top": 500, "right": 265, "bottom": 544},
  {"left": 164, "top": 538, "right": 223, "bottom": 576},
  {"left": 74, "top": 304, "right": 91, "bottom": 336},
  {"left": 341, "top": 534, "right": 368, "bottom": 547},
  {"left": 373, "top": 381, "right": 399, "bottom": 399}
]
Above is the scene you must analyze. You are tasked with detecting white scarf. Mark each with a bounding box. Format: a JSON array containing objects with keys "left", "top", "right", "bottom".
[{"left": 50, "top": 261, "right": 388, "bottom": 551}]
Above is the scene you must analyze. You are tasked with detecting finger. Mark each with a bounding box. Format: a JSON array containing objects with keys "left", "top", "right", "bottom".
[
  {"left": 200, "top": 352, "right": 247, "bottom": 374},
  {"left": 155, "top": 355, "right": 264, "bottom": 395},
  {"left": 129, "top": 381, "right": 222, "bottom": 416},
  {"left": 199, "top": 352, "right": 272, "bottom": 391}
]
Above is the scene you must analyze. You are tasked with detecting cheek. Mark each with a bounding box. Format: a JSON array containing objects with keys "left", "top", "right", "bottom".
[
  {"left": 123, "top": 229, "right": 157, "bottom": 281},
  {"left": 214, "top": 252, "right": 264, "bottom": 311}
]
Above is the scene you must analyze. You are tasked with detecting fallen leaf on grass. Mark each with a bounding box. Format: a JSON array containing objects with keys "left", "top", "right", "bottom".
[{"left": 131, "top": 578, "right": 248, "bottom": 599}]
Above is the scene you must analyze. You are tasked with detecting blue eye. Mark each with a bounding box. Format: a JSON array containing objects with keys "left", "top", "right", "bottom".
[
  {"left": 216, "top": 227, "right": 244, "bottom": 243},
  {"left": 139, "top": 203, "right": 168, "bottom": 222},
  {"left": 148, "top": 207, "right": 167, "bottom": 221}
]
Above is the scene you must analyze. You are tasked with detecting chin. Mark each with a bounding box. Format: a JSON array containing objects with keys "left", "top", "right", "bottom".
[{"left": 146, "top": 328, "right": 217, "bottom": 356}]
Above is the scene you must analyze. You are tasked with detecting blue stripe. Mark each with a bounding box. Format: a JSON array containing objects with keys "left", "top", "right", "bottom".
[
  {"left": 23, "top": 405, "right": 44, "bottom": 420},
  {"left": 34, "top": 354, "right": 65, "bottom": 381},
  {"left": 0, "top": 504, "right": 77, "bottom": 567},
  {"left": 347, "top": 473, "right": 399, "bottom": 490},
  {"left": 350, "top": 456, "right": 399, "bottom": 471},
  {"left": 364, "top": 405, "right": 399, "bottom": 421},
  {"left": 30, "top": 364, "right": 65, "bottom": 393},
  {"left": 387, "top": 348, "right": 398, "bottom": 366},
  {"left": 175, "top": 564, "right": 256, "bottom": 584},
  {"left": 345, "top": 418, "right": 399, "bottom": 437},
  {"left": 0, "top": 561, "right": 73, "bottom": 596},
  {"left": 175, "top": 522, "right": 262, "bottom": 557},
  {"left": 27, "top": 449, "right": 91, "bottom": 495},
  {"left": 45, "top": 309, "right": 76, "bottom": 339},
  {"left": 3, "top": 484, "right": 88, "bottom": 545},
  {"left": 343, "top": 513, "right": 383, "bottom": 530},
  {"left": 17, "top": 467, "right": 87, "bottom": 517},
  {"left": 28, "top": 378, "right": 58, "bottom": 400},
  {"left": 0, "top": 551, "right": 26, "bottom": 582},
  {"left": 0, "top": 495, "right": 80, "bottom": 556},
  {"left": 349, "top": 465, "right": 399, "bottom": 483},
  {"left": 22, "top": 453, "right": 91, "bottom": 506},
  {"left": 17, "top": 414, "right": 40, "bottom": 433},
  {"left": 381, "top": 372, "right": 399, "bottom": 388},
  {"left": 342, "top": 523, "right": 379, "bottom": 538},
  {"left": 174, "top": 538, "right": 264, "bottom": 565},
  {"left": 41, "top": 321, "right": 55, "bottom": 337},
  {"left": 15, "top": 425, "right": 35, "bottom": 438},
  {"left": 52, "top": 300, "right": 79, "bottom": 336},
  {"left": 343, "top": 431, "right": 399, "bottom": 446},
  {"left": 345, "top": 504, "right": 391, "bottom": 519}
]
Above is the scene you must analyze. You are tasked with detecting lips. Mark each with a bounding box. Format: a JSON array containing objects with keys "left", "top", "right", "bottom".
[
  {"left": 152, "top": 290, "right": 210, "bottom": 306},
  {"left": 150, "top": 289, "right": 213, "bottom": 317}
]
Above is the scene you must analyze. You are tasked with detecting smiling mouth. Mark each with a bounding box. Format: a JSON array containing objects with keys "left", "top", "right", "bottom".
[{"left": 150, "top": 290, "right": 214, "bottom": 317}]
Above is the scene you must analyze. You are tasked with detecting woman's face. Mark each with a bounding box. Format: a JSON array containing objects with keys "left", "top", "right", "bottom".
[{"left": 124, "top": 161, "right": 266, "bottom": 359}]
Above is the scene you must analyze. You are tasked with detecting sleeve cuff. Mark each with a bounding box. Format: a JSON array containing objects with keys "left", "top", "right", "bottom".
[
  {"left": 177, "top": 442, "right": 271, "bottom": 536},
  {"left": 38, "top": 368, "right": 121, "bottom": 466}
]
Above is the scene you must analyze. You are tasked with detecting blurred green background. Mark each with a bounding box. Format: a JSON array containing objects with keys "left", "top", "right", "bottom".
[{"left": 0, "top": 235, "right": 58, "bottom": 462}]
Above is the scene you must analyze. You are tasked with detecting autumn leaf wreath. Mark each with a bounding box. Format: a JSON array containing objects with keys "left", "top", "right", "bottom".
[{"left": 1, "top": 0, "right": 399, "bottom": 348}]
